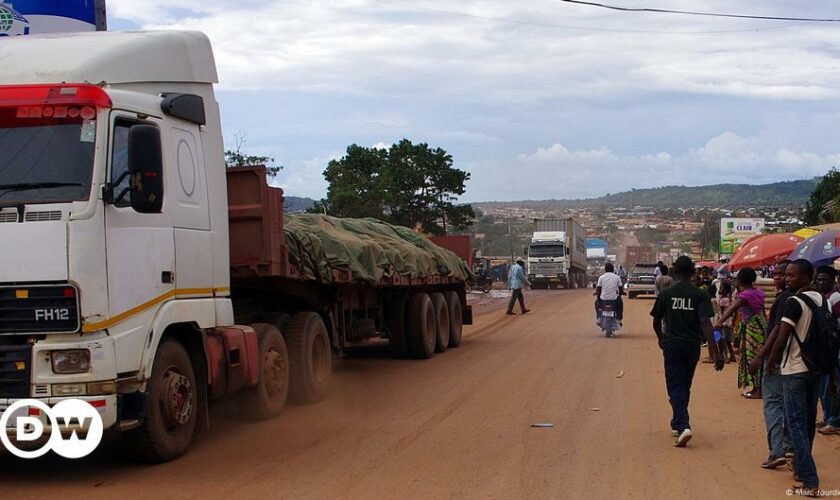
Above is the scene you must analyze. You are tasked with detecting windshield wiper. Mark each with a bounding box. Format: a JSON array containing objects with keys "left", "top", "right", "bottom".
[{"left": 0, "top": 182, "right": 85, "bottom": 202}]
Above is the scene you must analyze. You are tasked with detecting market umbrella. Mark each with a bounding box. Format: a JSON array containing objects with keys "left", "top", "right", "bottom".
[
  {"left": 729, "top": 233, "right": 804, "bottom": 271},
  {"left": 694, "top": 260, "right": 719, "bottom": 271},
  {"left": 788, "top": 230, "right": 840, "bottom": 268},
  {"left": 793, "top": 227, "right": 821, "bottom": 239}
]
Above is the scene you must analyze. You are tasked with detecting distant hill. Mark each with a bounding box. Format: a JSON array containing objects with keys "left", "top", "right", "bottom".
[
  {"left": 476, "top": 178, "right": 818, "bottom": 208},
  {"left": 284, "top": 196, "right": 316, "bottom": 213}
]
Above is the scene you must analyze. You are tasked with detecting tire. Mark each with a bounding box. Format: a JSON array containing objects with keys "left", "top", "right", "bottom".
[
  {"left": 240, "top": 323, "right": 289, "bottom": 420},
  {"left": 430, "top": 293, "right": 450, "bottom": 353},
  {"left": 445, "top": 291, "right": 463, "bottom": 348},
  {"left": 124, "top": 338, "right": 198, "bottom": 463},
  {"left": 285, "top": 312, "right": 332, "bottom": 403},
  {"left": 408, "top": 293, "right": 436, "bottom": 359},
  {"left": 606, "top": 328, "right": 613, "bottom": 338},
  {"left": 628, "top": 293, "right": 636, "bottom": 299},
  {"left": 386, "top": 295, "right": 410, "bottom": 358}
]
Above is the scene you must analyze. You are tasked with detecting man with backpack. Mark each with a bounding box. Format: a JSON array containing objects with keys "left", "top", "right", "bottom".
[{"left": 767, "top": 259, "right": 840, "bottom": 496}]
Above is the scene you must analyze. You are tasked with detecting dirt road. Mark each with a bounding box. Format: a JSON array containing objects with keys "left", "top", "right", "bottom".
[{"left": 2, "top": 290, "right": 838, "bottom": 498}]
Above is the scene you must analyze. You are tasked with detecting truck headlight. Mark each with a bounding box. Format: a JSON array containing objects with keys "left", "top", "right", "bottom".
[{"left": 51, "top": 349, "right": 91, "bottom": 374}]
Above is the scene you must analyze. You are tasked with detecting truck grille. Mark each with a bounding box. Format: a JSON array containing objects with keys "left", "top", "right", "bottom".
[
  {"left": 0, "top": 346, "right": 31, "bottom": 398},
  {"left": 529, "top": 263, "right": 564, "bottom": 275},
  {"left": 0, "top": 285, "right": 80, "bottom": 334}
]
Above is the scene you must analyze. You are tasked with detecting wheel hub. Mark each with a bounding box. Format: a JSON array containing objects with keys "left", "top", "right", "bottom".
[{"left": 162, "top": 369, "right": 193, "bottom": 427}]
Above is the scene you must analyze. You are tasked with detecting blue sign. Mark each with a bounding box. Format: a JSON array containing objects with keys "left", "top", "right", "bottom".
[{"left": 0, "top": 0, "right": 104, "bottom": 35}]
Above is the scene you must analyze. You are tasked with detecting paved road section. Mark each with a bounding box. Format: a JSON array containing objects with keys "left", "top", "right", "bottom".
[{"left": 2, "top": 290, "right": 838, "bottom": 498}]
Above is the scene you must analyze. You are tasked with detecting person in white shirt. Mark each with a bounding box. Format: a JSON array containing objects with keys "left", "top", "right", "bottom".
[
  {"left": 596, "top": 262, "right": 624, "bottom": 322},
  {"left": 767, "top": 259, "right": 821, "bottom": 494}
]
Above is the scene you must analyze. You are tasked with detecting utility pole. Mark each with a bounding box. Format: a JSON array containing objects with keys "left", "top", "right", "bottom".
[{"left": 508, "top": 217, "right": 514, "bottom": 263}]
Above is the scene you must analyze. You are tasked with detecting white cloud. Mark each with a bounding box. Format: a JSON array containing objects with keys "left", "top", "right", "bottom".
[
  {"left": 478, "top": 132, "right": 840, "bottom": 201},
  {"left": 105, "top": 1, "right": 840, "bottom": 201},
  {"left": 108, "top": 0, "right": 840, "bottom": 101},
  {"left": 271, "top": 152, "right": 337, "bottom": 199}
]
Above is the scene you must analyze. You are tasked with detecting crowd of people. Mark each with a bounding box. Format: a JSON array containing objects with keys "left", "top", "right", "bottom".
[{"left": 651, "top": 256, "right": 840, "bottom": 497}]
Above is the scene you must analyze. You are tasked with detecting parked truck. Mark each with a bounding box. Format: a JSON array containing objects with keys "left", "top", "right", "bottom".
[
  {"left": 0, "top": 31, "right": 472, "bottom": 462},
  {"left": 526, "top": 218, "right": 586, "bottom": 289}
]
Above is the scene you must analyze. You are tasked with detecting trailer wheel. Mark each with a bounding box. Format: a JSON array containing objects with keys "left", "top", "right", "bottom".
[
  {"left": 430, "top": 293, "right": 450, "bottom": 353},
  {"left": 286, "top": 312, "right": 332, "bottom": 403},
  {"left": 241, "top": 323, "right": 289, "bottom": 420},
  {"left": 124, "top": 338, "right": 197, "bottom": 463},
  {"left": 386, "top": 294, "right": 410, "bottom": 358},
  {"left": 408, "top": 293, "right": 436, "bottom": 359},
  {"left": 445, "top": 291, "right": 463, "bottom": 348}
]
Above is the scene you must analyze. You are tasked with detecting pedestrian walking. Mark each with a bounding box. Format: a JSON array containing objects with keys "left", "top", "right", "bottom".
[
  {"left": 715, "top": 281, "right": 737, "bottom": 363},
  {"left": 654, "top": 266, "right": 672, "bottom": 297},
  {"left": 506, "top": 258, "right": 530, "bottom": 316},
  {"left": 651, "top": 256, "right": 724, "bottom": 447},
  {"left": 767, "top": 259, "right": 822, "bottom": 496},
  {"left": 716, "top": 267, "right": 766, "bottom": 399},
  {"left": 748, "top": 260, "right": 793, "bottom": 470}
]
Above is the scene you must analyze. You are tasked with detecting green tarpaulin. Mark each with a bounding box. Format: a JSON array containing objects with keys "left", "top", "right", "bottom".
[{"left": 284, "top": 214, "right": 472, "bottom": 285}]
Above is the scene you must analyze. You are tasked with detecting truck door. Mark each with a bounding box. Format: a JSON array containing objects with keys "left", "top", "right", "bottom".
[
  {"left": 165, "top": 124, "right": 212, "bottom": 292},
  {"left": 104, "top": 115, "right": 175, "bottom": 344}
]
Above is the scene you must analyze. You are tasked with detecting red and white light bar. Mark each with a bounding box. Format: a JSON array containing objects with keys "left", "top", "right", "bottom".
[{"left": 0, "top": 83, "right": 112, "bottom": 109}]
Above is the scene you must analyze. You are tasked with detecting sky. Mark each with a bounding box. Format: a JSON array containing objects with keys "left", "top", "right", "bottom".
[{"left": 104, "top": 0, "right": 840, "bottom": 202}]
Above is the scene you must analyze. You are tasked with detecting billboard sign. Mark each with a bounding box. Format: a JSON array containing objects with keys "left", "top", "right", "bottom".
[
  {"left": 720, "top": 217, "right": 765, "bottom": 255},
  {"left": 0, "top": 1, "right": 105, "bottom": 36}
]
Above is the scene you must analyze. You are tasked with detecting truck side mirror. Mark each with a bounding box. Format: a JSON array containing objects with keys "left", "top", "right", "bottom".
[
  {"left": 127, "top": 124, "right": 164, "bottom": 213},
  {"left": 523, "top": 247, "right": 528, "bottom": 256}
]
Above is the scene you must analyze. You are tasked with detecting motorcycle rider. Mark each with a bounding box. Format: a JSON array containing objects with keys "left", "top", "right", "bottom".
[{"left": 596, "top": 262, "right": 624, "bottom": 324}]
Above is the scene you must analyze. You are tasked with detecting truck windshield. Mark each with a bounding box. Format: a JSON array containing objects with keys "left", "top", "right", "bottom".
[
  {"left": 0, "top": 108, "right": 95, "bottom": 205},
  {"left": 529, "top": 245, "right": 564, "bottom": 257}
]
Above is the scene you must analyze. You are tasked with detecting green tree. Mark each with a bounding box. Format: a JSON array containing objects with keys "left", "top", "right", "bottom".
[
  {"left": 314, "top": 139, "right": 474, "bottom": 235},
  {"left": 316, "top": 145, "right": 389, "bottom": 219},
  {"left": 804, "top": 168, "right": 840, "bottom": 225}
]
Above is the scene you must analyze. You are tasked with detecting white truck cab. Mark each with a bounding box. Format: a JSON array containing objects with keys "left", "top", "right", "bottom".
[
  {"left": 0, "top": 31, "right": 234, "bottom": 458},
  {"left": 527, "top": 231, "right": 568, "bottom": 289}
]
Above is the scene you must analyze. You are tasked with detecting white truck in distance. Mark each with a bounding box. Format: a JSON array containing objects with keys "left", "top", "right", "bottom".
[
  {"left": 0, "top": 31, "right": 471, "bottom": 462},
  {"left": 526, "top": 218, "right": 587, "bottom": 289}
]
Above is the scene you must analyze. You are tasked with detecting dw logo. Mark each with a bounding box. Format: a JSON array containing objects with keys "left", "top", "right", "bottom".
[
  {"left": 0, "top": 3, "right": 30, "bottom": 36},
  {"left": 0, "top": 399, "right": 103, "bottom": 459}
]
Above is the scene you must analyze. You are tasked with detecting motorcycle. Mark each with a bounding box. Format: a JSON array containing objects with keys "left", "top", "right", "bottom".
[
  {"left": 467, "top": 273, "right": 493, "bottom": 293},
  {"left": 597, "top": 300, "right": 621, "bottom": 338}
]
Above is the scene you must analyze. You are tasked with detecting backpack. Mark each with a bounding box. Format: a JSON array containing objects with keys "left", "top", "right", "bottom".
[{"left": 789, "top": 293, "right": 840, "bottom": 375}]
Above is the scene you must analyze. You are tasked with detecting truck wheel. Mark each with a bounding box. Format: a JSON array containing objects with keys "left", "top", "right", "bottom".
[
  {"left": 240, "top": 323, "right": 289, "bottom": 420},
  {"left": 430, "top": 293, "right": 450, "bottom": 353},
  {"left": 445, "top": 291, "right": 463, "bottom": 348},
  {"left": 286, "top": 312, "right": 331, "bottom": 403},
  {"left": 124, "top": 338, "right": 197, "bottom": 463},
  {"left": 408, "top": 293, "right": 436, "bottom": 359},
  {"left": 386, "top": 295, "right": 410, "bottom": 358}
]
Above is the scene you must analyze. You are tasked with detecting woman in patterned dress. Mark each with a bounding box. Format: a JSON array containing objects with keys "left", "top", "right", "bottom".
[{"left": 714, "top": 267, "right": 766, "bottom": 399}]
